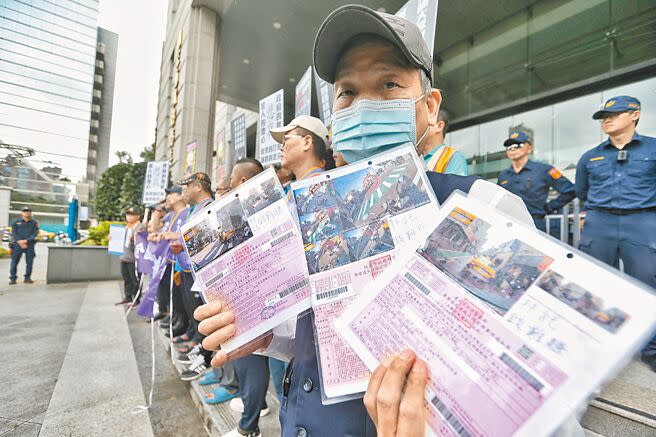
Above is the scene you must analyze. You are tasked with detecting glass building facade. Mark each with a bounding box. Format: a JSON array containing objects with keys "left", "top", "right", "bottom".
[
  {"left": 445, "top": 77, "right": 656, "bottom": 183},
  {"left": 0, "top": 0, "right": 99, "bottom": 183}
]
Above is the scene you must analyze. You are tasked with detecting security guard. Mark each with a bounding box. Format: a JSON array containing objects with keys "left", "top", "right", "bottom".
[
  {"left": 575, "top": 95, "right": 656, "bottom": 371},
  {"left": 9, "top": 206, "right": 39, "bottom": 285},
  {"left": 498, "top": 131, "right": 576, "bottom": 233}
]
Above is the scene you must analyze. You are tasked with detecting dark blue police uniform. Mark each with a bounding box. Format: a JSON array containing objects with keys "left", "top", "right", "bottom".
[
  {"left": 9, "top": 217, "right": 39, "bottom": 282},
  {"left": 575, "top": 131, "right": 656, "bottom": 284},
  {"left": 575, "top": 95, "right": 656, "bottom": 367},
  {"left": 279, "top": 172, "right": 480, "bottom": 437},
  {"left": 497, "top": 160, "right": 575, "bottom": 233}
]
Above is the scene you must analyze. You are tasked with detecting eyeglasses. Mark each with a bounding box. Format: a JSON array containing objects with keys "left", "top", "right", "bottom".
[
  {"left": 505, "top": 143, "right": 523, "bottom": 151},
  {"left": 282, "top": 134, "right": 304, "bottom": 146}
]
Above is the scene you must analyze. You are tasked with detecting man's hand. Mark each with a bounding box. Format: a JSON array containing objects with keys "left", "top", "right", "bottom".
[
  {"left": 163, "top": 231, "right": 180, "bottom": 241},
  {"left": 170, "top": 241, "right": 183, "bottom": 254},
  {"left": 18, "top": 240, "right": 28, "bottom": 249},
  {"left": 364, "top": 349, "right": 428, "bottom": 437},
  {"left": 195, "top": 301, "right": 272, "bottom": 367}
]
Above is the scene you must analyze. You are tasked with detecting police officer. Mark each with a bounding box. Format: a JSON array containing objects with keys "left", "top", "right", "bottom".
[
  {"left": 575, "top": 95, "right": 656, "bottom": 371},
  {"left": 498, "top": 131, "right": 576, "bottom": 233},
  {"left": 194, "top": 6, "right": 482, "bottom": 436},
  {"left": 9, "top": 206, "right": 39, "bottom": 285}
]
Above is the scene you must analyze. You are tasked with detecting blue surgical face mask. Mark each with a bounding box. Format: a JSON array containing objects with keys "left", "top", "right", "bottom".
[{"left": 332, "top": 96, "right": 429, "bottom": 164}]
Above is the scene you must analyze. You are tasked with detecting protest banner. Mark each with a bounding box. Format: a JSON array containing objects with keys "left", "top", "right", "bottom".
[
  {"left": 295, "top": 66, "right": 312, "bottom": 117},
  {"left": 183, "top": 141, "right": 197, "bottom": 177},
  {"left": 108, "top": 224, "right": 126, "bottom": 256},
  {"left": 257, "top": 89, "right": 284, "bottom": 166},
  {"left": 142, "top": 161, "right": 169, "bottom": 205},
  {"left": 231, "top": 114, "right": 247, "bottom": 161}
]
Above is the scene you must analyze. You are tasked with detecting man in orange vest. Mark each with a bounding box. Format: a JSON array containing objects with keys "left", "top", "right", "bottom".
[{"left": 417, "top": 109, "right": 468, "bottom": 175}]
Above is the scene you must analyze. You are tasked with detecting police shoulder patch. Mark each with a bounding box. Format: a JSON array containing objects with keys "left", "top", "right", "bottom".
[
  {"left": 548, "top": 168, "right": 562, "bottom": 179},
  {"left": 499, "top": 180, "right": 508, "bottom": 185}
]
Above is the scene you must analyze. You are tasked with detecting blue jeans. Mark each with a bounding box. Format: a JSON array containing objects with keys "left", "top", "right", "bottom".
[{"left": 10, "top": 244, "right": 35, "bottom": 281}]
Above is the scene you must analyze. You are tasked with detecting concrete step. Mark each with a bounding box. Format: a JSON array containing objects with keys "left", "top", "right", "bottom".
[
  {"left": 582, "top": 359, "right": 656, "bottom": 437},
  {"left": 39, "top": 282, "right": 154, "bottom": 437},
  {"left": 157, "top": 326, "right": 281, "bottom": 437}
]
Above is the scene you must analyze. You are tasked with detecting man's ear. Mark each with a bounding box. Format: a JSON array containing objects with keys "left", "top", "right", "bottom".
[
  {"left": 426, "top": 88, "right": 442, "bottom": 127},
  {"left": 303, "top": 136, "right": 312, "bottom": 152}
]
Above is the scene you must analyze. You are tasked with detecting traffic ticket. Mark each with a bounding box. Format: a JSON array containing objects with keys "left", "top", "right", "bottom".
[
  {"left": 336, "top": 191, "right": 656, "bottom": 436},
  {"left": 290, "top": 145, "right": 440, "bottom": 403},
  {"left": 181, "top": 169, "right": 311, "bottom": 353}
]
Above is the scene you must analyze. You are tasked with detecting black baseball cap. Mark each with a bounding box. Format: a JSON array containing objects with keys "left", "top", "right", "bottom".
[
  {"left": 165, "top": 186, "right": 182, "bottom": 194},
  {"left": 21, "top": 206, "right": 32, "bottom": 212},
  {"left": 504, "top": 131, "right": 532, "bottom": 148},
  {"left": 313, "top": 4, "right": 433, "bottom": 84},
  {"left": 177, "top": 172, "right": 212, "bottom": 192},
  {"left": 124, "top": 207, "right": 140, "bottom": 215}
]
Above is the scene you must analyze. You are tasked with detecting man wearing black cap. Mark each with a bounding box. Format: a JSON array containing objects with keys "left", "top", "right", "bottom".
[
  {"left": 195, "top": 5, "right": 488, "bottom": 436},
  {"left": 576, "top": 95, "right": 656, "bottom": 371},
  {"left": 116, "top": 207, "right": 143, "bottom": 305},
  {"left": 498, "top": 130, "right": 576, "bottom": 233},
  {"left": 9, "top": 206, "right": 39, "bottom": 285}
]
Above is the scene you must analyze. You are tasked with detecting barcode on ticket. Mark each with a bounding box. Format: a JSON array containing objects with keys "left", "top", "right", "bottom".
[
  {"left": 205, "top": 271, "right": 225, "bottom": 287},
  {"left": 430, "top": 395, "right": 471, "bottom": 437},
  {"left": 271, "top": 231, "right": 294, "bottom": 247},
  {"left": 315, "top": 285, "right": 349, "bottom": 302},
  {"left": 404, "top": 272, "right": 431, "bottom": 296},
  {"left": 500, "top": 352, "right": 544, "bottom": 392},
  {"left": 277, "top": 278, "right": 310, "bottom": 300}
]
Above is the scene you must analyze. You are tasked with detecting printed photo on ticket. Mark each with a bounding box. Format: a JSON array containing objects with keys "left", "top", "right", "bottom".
[
  {"left": 181, "top": 169, "right": 312, "bottom": 352},
  {"left": 336, "top": 191, "right": 656, "bottom": 436},
  {"left": 290, "top": 145, "right": 440, "bottom": 402}
]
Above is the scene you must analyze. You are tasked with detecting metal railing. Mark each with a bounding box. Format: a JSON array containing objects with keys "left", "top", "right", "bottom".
[{"left": 545, "top": 199, "right": 582, "bottom": 249}]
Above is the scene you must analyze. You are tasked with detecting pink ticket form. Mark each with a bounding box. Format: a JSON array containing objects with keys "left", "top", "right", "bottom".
[
  {"left": 181, "top": 169, "right": 311, "bottom": 353},
  {"left": 290, "top": 145, "right": 440, "bottom": 402},
  {"left": 336, "top": 192, "right": 656, "bottom": 436}
]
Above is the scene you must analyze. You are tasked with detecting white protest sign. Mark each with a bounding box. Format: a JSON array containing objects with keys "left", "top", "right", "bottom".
[
  {"left": 142, "top": 161, "right": 169, "bottom": 205},
  {"left": 258, "top": 89, "right": 284, "bottom": 166}
]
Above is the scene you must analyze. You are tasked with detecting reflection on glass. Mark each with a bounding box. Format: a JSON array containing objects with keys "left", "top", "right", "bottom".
[
  {"left": 554, "top": 93, "right": 603, "bottom": 174},
  {"left": 479, "top": 117, "right": 512, "bottom": 180},
  {"left": 512, "top": 106, "right": 554, "bottom": 165},
  {"left": 603, "top": 77, "right": 656, "bottom": 140},
  {"left": 449, "top": 77, "right": 656, "bottom": 184}
]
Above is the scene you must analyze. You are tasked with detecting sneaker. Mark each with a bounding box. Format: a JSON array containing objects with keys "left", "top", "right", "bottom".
[
  {"left": 173, "top": 333, "right": 192, "bottom": 344},
  {"left": 205, "top": 386, "right": 240, "bottom": 405},
  {"left": 177, "top": 344, "right": 201, "bottom": 365},
  {"left": 177, "top": 341, "right": 199, "bottom": 354},
  {"left": 9, "top": 280, "right": 16, "bottom": 285},
  {"left": 180, "top": 354, "right": 209, "bottom": 381},
  {"left": 229, "top": 398, "right": 270, "bottom": 417},
  {"left": 158, "top": 315, "right": 171, "bottom": 328},
  {"left": 23, "top": 278, "right": 33, "bottom": 284},
  {"left": 221, "top": 427, "right": 260, "bottom": 437}
]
